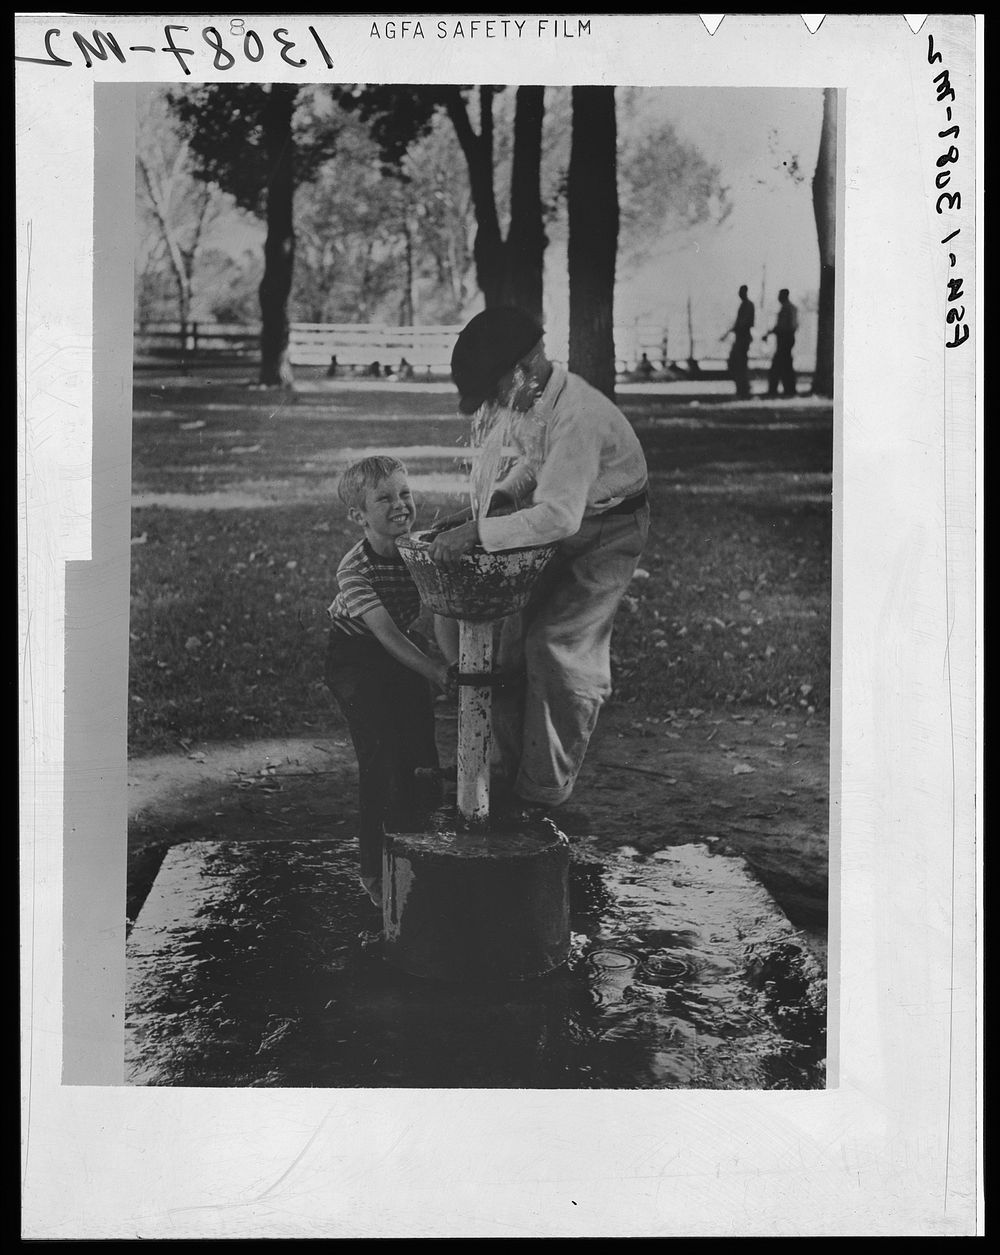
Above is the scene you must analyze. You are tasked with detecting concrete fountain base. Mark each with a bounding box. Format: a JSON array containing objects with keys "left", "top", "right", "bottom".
[
  {"left": 383, "top": 822, "right": 570, "bottom": 982},
  {"left": 123, "top": 837, "right": 826, "bottom": 1088}
]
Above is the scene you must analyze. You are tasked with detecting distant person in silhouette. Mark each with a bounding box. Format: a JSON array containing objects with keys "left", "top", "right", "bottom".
[
  {"left": 326, "top": 354, "right": 339, "bottom": 379},
  {"left": 364, "top": 360, "right": 383, "bottom": 379},
  {"left": 764, "top": 289, "right": 799, "bottom": 398},
  {"left": 397, "top": 357, "right": 415, "bottom": 381},
  {"left": 635, "top": 352, "right": 655, "bottom": 379},
  {"left": 720, "top": 284, "right": 755, "bottom": 399}
]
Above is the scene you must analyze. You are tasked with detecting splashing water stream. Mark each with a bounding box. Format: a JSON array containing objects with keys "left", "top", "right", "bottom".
[{"left": 468, "top": 402, "right": 517, "bottom": 522}]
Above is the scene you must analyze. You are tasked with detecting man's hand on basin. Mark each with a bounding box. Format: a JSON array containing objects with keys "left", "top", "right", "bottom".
[{"left": 426, "top": 519, "right": 480, "bottom": 569}]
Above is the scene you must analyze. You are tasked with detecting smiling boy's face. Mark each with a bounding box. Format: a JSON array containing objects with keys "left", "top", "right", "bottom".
[{"left": 351, "top": 470, "right": 416, "bottom": 550}]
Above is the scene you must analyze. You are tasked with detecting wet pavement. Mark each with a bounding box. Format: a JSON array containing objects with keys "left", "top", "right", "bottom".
[{"left": 125, "top": 837, "right": 827, "bottom": 1089}]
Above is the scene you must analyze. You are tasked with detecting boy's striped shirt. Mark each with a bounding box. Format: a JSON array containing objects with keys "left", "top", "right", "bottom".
[{"left": 327, "top": 538, "right": 422, "bottom": 637}]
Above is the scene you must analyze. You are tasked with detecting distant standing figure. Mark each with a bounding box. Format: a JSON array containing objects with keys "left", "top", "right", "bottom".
[
  {"left": 365, "top": 360, "right": 382, "bottom": 379},
  {"left": 636, "top": 352, "right": 655, "bottom": 379},
  {"left": 397, "top": 357, "right": 415, "bottom": 381},
  {"left": 720, "top": 284, "right": 755, "bottom": 399},
  {"left": 764, "top": 289, "right": 799, "bottom": 398},
  {"left": 326, "top": 354, "right": 339, "bottom": 379}
]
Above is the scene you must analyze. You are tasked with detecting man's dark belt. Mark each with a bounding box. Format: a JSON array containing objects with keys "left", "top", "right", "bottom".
[{"left": 596, "top": 488, "right": 648, "bottom": 518}]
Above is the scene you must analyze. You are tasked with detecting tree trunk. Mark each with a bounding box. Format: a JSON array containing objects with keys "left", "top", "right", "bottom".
[
  {"left": 501, "top": 86, "right": 547, "bottom": 322},
  {"left": 400, "top": 215, "right": 415, "bottom": 326},
  {"left": 811, "top": 88, "right": 837, "bottom": 398},
  {"left": 445, "top": 87, "right": 506, "bottom": 306},
  {"left": 568, "top": 87, "right": 619, "bottom": 399},
  {"left": 258, "top": 84, "right": 297, "bottom": 387}
]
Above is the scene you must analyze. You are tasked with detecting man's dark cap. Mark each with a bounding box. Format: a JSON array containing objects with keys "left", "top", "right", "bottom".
[{"left": 451, "top": 307, "right": 544, "bottom": 415}]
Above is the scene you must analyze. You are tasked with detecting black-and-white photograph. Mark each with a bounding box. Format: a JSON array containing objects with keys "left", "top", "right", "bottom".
[
  {"left": 19, "top": 12, "right": 980, "bottom": 1240},
  {"left": 124, "top": 79, "right": 834, "bottom": 1089}
]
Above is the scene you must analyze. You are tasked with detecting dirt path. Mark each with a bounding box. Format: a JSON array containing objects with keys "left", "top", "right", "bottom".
[{"left": 128, "top": 701, "right": 829, "bottom": 963}]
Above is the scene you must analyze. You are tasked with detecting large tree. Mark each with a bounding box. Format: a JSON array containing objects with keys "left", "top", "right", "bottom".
[
  {"left": 168, "top": 84, "right": 339, "bottom": 385},
  {"left": 811, "top": 88, "right": 837, "bottom": 398},
  {"left": 567, "top": 87, "right": 619, "bottom": 399}
]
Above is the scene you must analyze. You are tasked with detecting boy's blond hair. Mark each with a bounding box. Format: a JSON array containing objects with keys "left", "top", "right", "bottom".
[{"left": 337, "top": 455, "right": 408, "bottom": 511}]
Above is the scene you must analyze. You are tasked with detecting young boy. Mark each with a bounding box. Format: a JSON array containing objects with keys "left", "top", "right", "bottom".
[{"left": 325, "top": 456, "right": 454, "bottom": 907}]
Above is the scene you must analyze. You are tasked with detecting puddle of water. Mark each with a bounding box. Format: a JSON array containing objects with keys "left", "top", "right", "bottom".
[{"left": 126, "top": 838, "right": 826, "bottom": 1089}]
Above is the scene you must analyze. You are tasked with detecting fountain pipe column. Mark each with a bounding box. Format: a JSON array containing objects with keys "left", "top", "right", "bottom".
[{"left": 456, "top": 620, "right": 493, "bottom": 826}]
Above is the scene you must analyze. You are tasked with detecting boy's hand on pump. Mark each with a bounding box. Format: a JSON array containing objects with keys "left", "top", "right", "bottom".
[{"left": 432, "top": 660, "right": 458, "bottom": 697}]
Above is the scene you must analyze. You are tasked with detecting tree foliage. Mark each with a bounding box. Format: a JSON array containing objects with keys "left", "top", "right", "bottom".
[
  {"left": 167, "top": 84, "right": 341, "bottom": 213},
  {"left": 617, "top": 120, "right": 732, "bottom": 264},
  {"left": 330, "top": 84, "right": 547, "bottom": 318},
  {"left": 135, "top": 90, "right": 230, "bottom": 327},
  {"left": 291, "top": 111, "right": 477, "bottom": 324}
]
